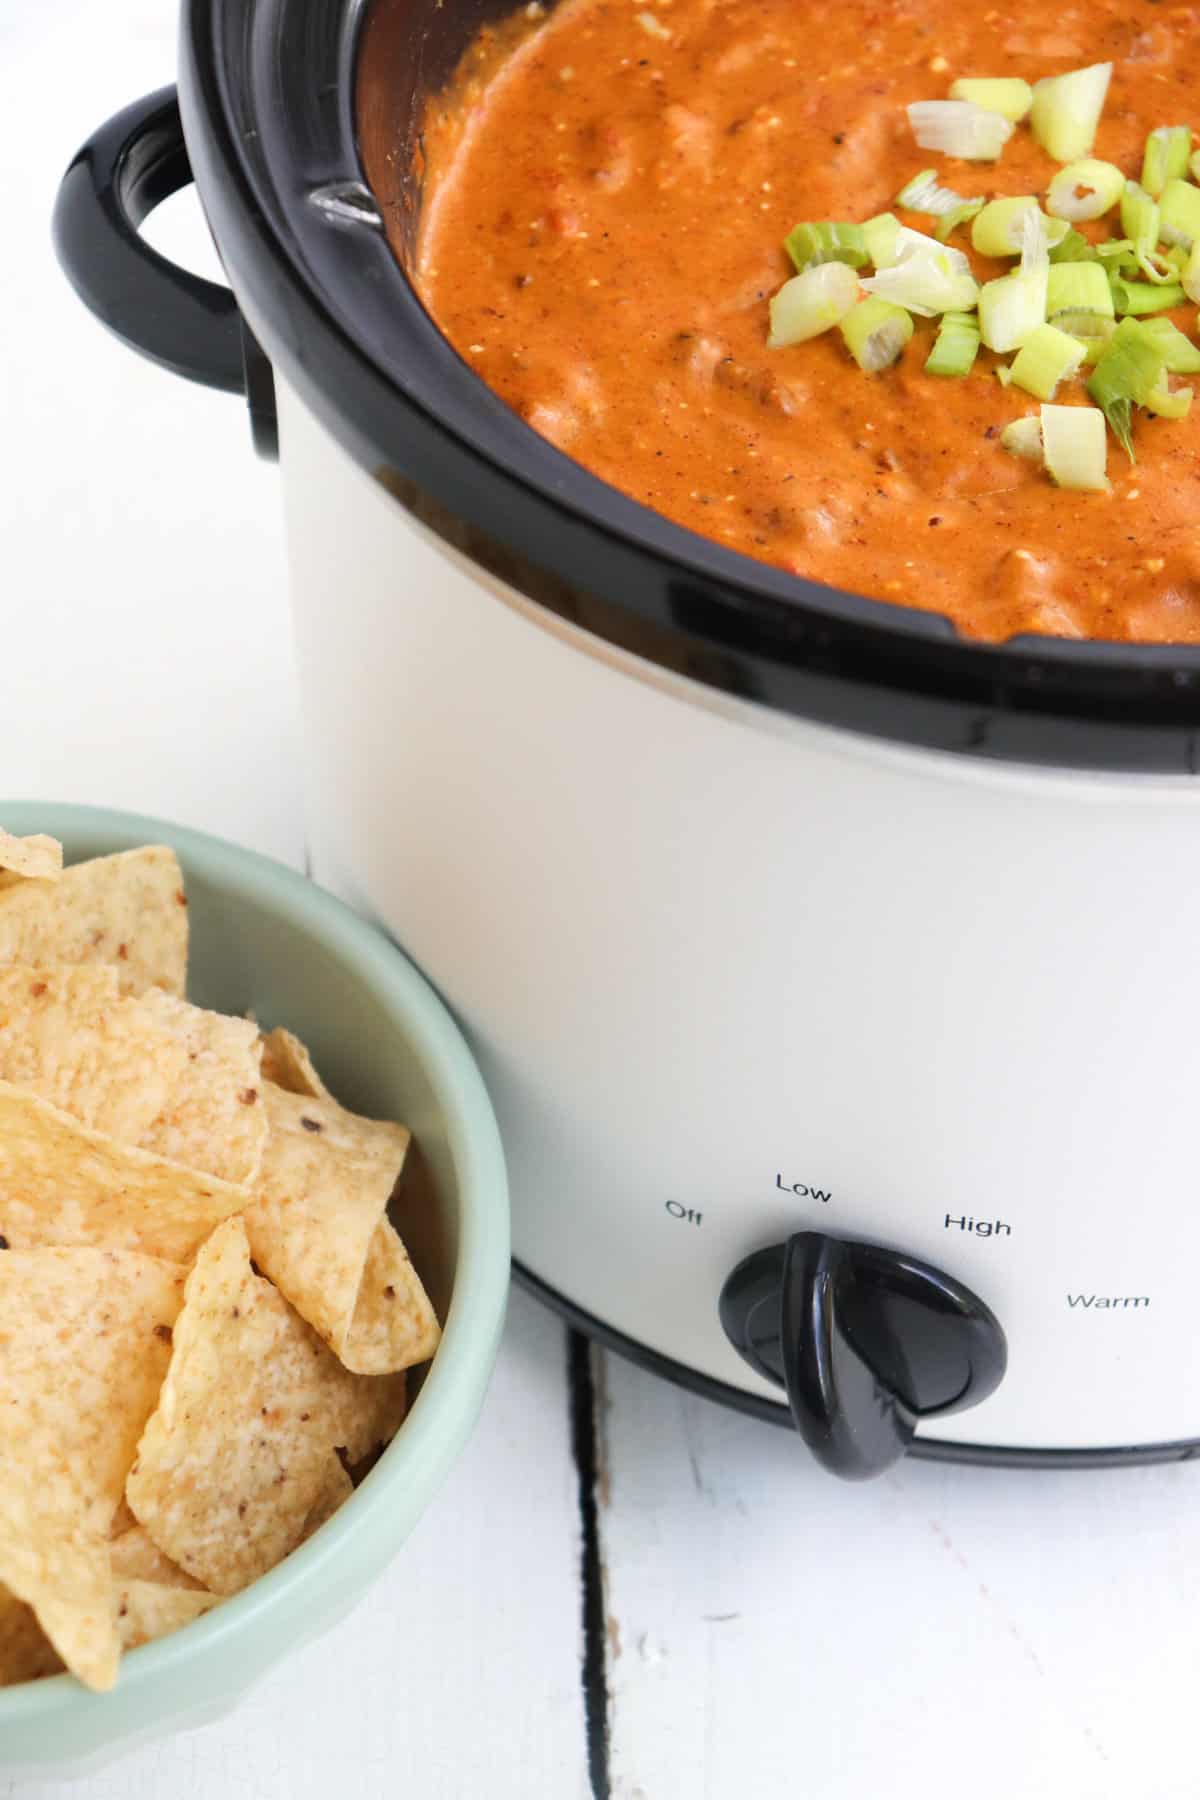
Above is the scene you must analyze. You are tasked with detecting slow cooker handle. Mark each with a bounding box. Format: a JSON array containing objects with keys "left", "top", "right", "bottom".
[{"left": 52, "top": 88, "right": 277, "bottom": 455}]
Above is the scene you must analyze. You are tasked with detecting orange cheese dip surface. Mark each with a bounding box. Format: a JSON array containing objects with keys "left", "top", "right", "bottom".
[{"left": 415, "top": 0, "right": 1200, "bottom": 642}]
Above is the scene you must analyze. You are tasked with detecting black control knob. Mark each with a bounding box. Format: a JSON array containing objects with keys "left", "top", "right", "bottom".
[{"left": 718, "top": 1231, "right": 1007, "bottom": 1479}]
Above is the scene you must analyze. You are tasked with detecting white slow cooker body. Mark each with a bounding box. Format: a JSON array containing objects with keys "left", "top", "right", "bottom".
[{"left": 278, "top": 379, "right": 1200, "bottom": 1455}]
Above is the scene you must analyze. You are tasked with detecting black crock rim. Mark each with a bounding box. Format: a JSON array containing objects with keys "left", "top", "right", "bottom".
[{"left": 179, "top": 0, "right": 1200, "bottom": 772}]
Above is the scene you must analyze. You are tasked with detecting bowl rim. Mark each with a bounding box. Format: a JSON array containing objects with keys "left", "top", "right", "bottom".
[{"left": 0, "top": 801, "right": 510, "bottom": 1725}]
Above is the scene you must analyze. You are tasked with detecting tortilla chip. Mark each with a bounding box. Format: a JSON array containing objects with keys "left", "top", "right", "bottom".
[
  {"left": 109, "top": 1524, "right": 202, "bottom": 1590},
  {"left": 0, "top": 1506, "right": 117, "bottom": 1692},
  {"left": 0, "top": 846, "right": 187, "bottom": 996},
  {"left": 0, "top": 1583, "right": 63, "bottom": 1687},
  {"left": 297, "top": 1458, "right": 355, "bottom": 1544},
  {"left": 0, "top": 1082, "right": 248, "bottom": 1262},
  {"left": 0, "top": 832, "right": 62, "bottom": 889},
  {"left": 127, "top": 1218, "right": 407, "bottom": 1595},
  {"left": 114, "top": 1580, "right": 217, "bottom": 1652},
  {"left": 343, "top": 1220, "right": 440, "bottom": 1374},
  {"left": 0, "top": 1248, "right": 185, "bottom": 1532},
  {"left": 108, "top": 1499, "right": 138, "bottom": 1540},
  {"left": 0, "top": 970, "right": 266, "bottom": 1186},
  {"left": 260, "top": 1027, "right": 333, "bottom": 1102},
  {"left": 243, "top": 1084, "right": 438, "bottom": 1375}
]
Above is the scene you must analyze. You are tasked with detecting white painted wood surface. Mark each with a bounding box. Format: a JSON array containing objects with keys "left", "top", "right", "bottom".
[
  {"left": 9, "top": 5, "right": 1200, "bottom": 1796},
  {"left": 598, "top": 1352, "right": 1200, "bottom": 1800}
]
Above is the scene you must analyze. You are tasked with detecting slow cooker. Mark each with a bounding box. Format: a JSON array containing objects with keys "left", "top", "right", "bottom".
[{"left": 53, "top": 0, "right": 1200, "bottom": 1480}]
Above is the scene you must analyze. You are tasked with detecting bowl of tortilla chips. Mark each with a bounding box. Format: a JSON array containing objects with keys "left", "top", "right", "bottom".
[{"left": 0, "top": 803, "right": 509, "bottom": 1775}]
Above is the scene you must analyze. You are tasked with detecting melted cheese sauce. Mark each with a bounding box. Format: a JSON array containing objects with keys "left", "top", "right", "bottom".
[{"left": 416, "top": 0, "right": 1200, "bottom": 641}]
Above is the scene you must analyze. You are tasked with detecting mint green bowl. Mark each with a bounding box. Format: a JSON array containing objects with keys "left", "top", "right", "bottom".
[{"left": 0, "top": 804, "right": 510, "bottom": 1777}]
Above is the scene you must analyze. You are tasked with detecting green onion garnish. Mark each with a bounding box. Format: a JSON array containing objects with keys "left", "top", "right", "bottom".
[
  {"left": 1110, "top": 277, "right": 1186, "bottom": 315},
  {"left": 840, "top": 296, "right": 914, "bottom": 372},
  {"left": 861, "top": 247, "right": 979, "bottom": 317},
  {"left": 1087, "top": 330, "right": 1168, "bottom": 457},
  {"left": 908, "top": 100, "right": 1015, "bottom": 161},
  {"left": 1040, "top": 404, "right": 1109, "bottom": 491},
  {"left": 1058, "top": 317, "right": 1117, "bottom": 363},
  {"left": 767, "top": 262, "right": 860, "bottom": 347},
  {"left": 1000, "top": 415, "right": 1044, "bottom": 462},
  {"left": 1048, "top": 228, "right": 1098, "bottom": 264},
  {"left": 1008, "top": 324, "right": 1087, "bottom": 400},
  {"left": 924, "top": 311, "right": 981, "bottom": 377},
  {"left": 1182, "top": 243, "right": 1200, "bottom": 304},
  {"left": 948, "top": 77, "right": 1034, "bottom": 124},
  {"left": 1159, "top": 178, "right": 1200, "bottom": 251},
  {"left": 1122, "top": 314, "right": 1200, "bottom": 374},
  {"left": 1117, "top": 181, "right": 1175, "bottom": 283},
  {"left": 1046, "top": 159, "right": 1125, "bottom": 225},
  {"left": 862, "top": 213, "right": 901, "bottom": 268},
  {"left": 935, "top": 201, "right": 985, "bottom": 243},
  {"left": 1030, "top": 64, "right": 1113, "bottom": 165},
  {"left": 784, "top": 222, "right": 870, "bottom": 274},
  {"left": 1192, "top": 151, "right": 1200, "bottom": 186},
  {"left": 1109, "top": 321, "right": 1196, "bottom": 416},
  {"left": 895, "top": 170, "right": 983, "bottom": 218},
  {"left": 970, "top": 197, "right": 1066, "bottom": 258},
  {"left": 1046, "top": 262, "right": 1115, "bottom": 322},
  {"left": 1142, "top": 127, "right": 1193, "bottom": 199},
  {"left": 979, "top": 271, "right": 1046, "bottom": 351}
]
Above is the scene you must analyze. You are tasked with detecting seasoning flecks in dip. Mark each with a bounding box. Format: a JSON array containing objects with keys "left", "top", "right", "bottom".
[{"left": 415, "top": 0, "right": 1200, "bottom": 644}]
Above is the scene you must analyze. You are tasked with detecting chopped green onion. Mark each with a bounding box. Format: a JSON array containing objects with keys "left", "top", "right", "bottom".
[
  {"left": 1119, "top": 180, "right": 1156, "bottom": 244},
  {"left": 895, "top": 170, "right": 982, "bottom": 217},
  {"left": 1048, "top": 227, "right": 1098, "bottom": 264},
  {"left": 971, "top": 198, "right": 1067, "bottom": 258},
  {"left": 1061, "top": 317, "right": 1118, "bottom": 363},
  {"left": 861, "top": 247, "right": 979, "bottom": 316},
  {"left": 948, "top": 77, "right": 1034, "bottom": 123},
  {"left": 1117, "top": 181, "right": 1175, "bottom": 283},
  {"left": 839, "top": 296, "right": 914, "bottom": 371},
  {"left": 907, "top": 99, "right": 1015, "bottom": 161},
  {"left": 1145, "top": 377, "right": 1193, "bottom": 419},
  {"left": 1087, "top": 330, "right": 1167, "bottom": 457},
  {"left": 979, "top": 271, "right": 1047, "bottom": 351},
  {"left": 1110, "top": 321, "right": 1196, "bottom": 416},
  {"left": 1008, "top": 323, "right": 1086, "bottom": 400},
  {"left": 1096, "top": 238, "right": 1136, "bottom": 264},
  {"left": 1030, "top": 64, "right": 1113, "bottom": 165},
  {"left": 862, "top": 215, "right": 972, "bottom": 272},
  {"left": 1046, "top": 160, "right": 1125, "bottom": 224},
  {"left": 935, "top": 201, "right": 985, "bottom": 242},
  {"left": 1120, "top": 314, "right": 1200, "bottom": 374},
  {"left": 1000, "top": 416, "right": 1045, "bottom": 462},
  {"left": 979, "top": 211, "right": 1050, "bottom": 353},
  {"left": 1142, "top": 127, "right": 1193, "bottom": 198},
  {"left": 1046, "top": 262, "right": 1115, "bottom": 321},
  {"left": 1110, "top": 277, "right": 1186, "bottom": 315},
  {"left": 1182, "top": 242, "right": 1200, "bottom": 304},
  {"left": 924, "top": 311, "right": 981, "bottom": 377},
  {"left": 1192, "top": 151, "right": 1200, "bottom": 186},
  {"left": 767, "top": 262, "right": 860, "bottom": 347},
  {"left": 784, "top": 222, "right": 869, "bottom": 274},
  {"left": 862, "top": 213, "right": 901, "bottom": 269},
  {"left": 1160, "top": 178, "right": 1200, "bottom": 251},
  {"left": 1040, "top": 404, "right": 1109, "bottom": 491}
]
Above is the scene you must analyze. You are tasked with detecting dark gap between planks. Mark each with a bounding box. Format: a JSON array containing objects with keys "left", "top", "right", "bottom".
[{"left": 568, "top": 1329, "right": 611, "bottom": 1800}]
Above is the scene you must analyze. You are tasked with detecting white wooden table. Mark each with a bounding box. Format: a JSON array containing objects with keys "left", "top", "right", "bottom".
[{"left": 5, "top": 8, "right": 1200, "bottom": 1794}]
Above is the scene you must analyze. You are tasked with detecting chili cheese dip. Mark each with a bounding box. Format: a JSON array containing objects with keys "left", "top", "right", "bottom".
[{"left": 416, "top": 0, "right": 1200, "bottom": 643}]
